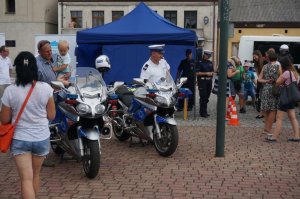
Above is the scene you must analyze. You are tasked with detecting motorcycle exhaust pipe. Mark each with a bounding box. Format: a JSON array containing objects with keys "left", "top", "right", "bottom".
[
  {"left": 101, "top": 126, "right": 110, "bottom": 135},
  {"left": 100, "top": 123, "right": 113, "bottom": 139}
]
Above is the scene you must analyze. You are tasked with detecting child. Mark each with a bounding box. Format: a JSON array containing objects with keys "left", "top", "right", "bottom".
[
  {"left": 243, "top": 61, "right": 256, "bottom": 108},
  {"left": 52, "top": 40, "right": 71, "bottom": 82}
]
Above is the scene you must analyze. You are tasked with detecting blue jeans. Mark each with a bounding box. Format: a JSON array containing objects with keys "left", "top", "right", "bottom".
[{"left": 10, "top": 138, "right": 50, "bottom": 156}]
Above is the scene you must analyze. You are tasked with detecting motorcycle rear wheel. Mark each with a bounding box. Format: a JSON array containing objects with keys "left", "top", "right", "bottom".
[
  {"left": 113, "top": 117, "right": 130, "bottom": 141},
  {"left": 153, "top": 124, "right": 178, "bottom": 157},
  {"left": 82, "top": 139, "right": 100, "bottom": 179}
]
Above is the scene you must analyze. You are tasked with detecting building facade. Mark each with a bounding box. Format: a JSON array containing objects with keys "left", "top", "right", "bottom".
[
  {"left": 58, "top": 0, "right": 218, "bottom": 55},
  {"left": 0, "top": 0, "right": 58, "bottom": 59},
  {"left": 228, "top": 0, "right": 300, "bottom": 59}
]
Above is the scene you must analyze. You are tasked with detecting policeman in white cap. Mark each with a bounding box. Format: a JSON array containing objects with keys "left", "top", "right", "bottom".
[
  {"left": 278, "top": 44, "right": 294, "bottom": 64},
  {"left": 140, "top": 44, "right": 170, "bottom": 82},
  {"left": 195, "top": 50, "right": 214, "bottom": 117}
]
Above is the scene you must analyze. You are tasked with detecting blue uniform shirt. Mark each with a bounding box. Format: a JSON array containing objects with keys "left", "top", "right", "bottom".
[{"left": 195, "top": 60, "right": 213, "bottom": 81}]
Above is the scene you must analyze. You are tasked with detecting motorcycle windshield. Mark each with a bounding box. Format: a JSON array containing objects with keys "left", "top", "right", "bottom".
[
  {"left": 75, "top": 67, "right": 106, "bottom": 98},
  {"left": 147, "top": 71, "right": 176, "bottom": 92}
]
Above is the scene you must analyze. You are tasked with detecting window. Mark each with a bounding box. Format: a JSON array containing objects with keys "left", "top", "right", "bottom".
[
  {"left": 6, "top": 0, "right": 15, "bottom": 13},
  {"left": 164, "top": 11, "right": 177, "bottom": 25},
  {"left": 184, "top": 11, "right": 197, "bottom": 29},
  {"left": 92, "top": 11, "right": 104, "bottom": 27},
  {"left": 5, "top": 40, "right": 16, "bottom": 47},
  {"left": 70, "top": 11, "right": 82, "bottom": 28},
  {"left": 112, "top": 11, "right": 124, "bottom": 22}
]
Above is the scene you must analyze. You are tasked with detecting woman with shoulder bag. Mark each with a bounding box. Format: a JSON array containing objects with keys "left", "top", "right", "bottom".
[
  {"left": 0, "top": 52, "right": 55, "bottom": 198},
  {"left": 265, "top": 57, "right": 300, "bottom": 142},
  {"left": 257, "top": 50, "right": 281, "bottom": 134}
]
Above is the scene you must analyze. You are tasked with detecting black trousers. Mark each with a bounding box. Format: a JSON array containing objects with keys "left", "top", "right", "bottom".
[{"left": 198, "top": 79, "right": 212, "bottom": 115}]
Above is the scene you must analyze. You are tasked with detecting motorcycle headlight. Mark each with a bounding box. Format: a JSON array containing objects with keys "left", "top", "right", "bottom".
[
  {"left": 76, "top": 104, "right": 91, "bottom": 114},
  {"left": 154, "top": 96, "right": 168, "bottom": 105},
  {"left": 170, "top": 96, "right": 177, "bottom": 105},
  {"left": 95, "top": 104, "right": 105, "bottom": 114}
]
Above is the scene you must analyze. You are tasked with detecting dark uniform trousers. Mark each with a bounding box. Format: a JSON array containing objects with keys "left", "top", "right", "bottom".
[{"left": 198, "top": 78, "right": 212, "bottom": 116}]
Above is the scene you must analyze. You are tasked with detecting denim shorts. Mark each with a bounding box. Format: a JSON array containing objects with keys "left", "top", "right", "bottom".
[
  {"left": 244, "top": 88, "right": 256, "bottom": 100},
  {"left": 10, "top": 138, "right": 50, "bottom": 157}
]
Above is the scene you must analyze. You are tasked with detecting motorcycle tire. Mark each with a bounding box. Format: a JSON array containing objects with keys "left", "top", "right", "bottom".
[
  {"left": 50, "top": 142, "right": 65, "bottom": 155},
  {"left": 50, "top": 131, "right": 64, "bottom": 155},
  {"left": 113, "top": 117, "right": 130, "bottom": 141},
  {"left": 82, "top": 139, "right": 100, "bottom": 179},
  {"left": 153, "top": 124, "right": 178, "bottom": 157}
]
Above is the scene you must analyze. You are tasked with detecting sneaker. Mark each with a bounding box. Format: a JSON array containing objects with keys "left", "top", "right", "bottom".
[{"left": 239, "top": 108, "right": 246, "bottom": 113}]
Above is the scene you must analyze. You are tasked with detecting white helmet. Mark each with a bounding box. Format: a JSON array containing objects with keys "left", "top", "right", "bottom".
[
  {"left": 280, "top": 44, "right": 289, "bottom": 52},
  {"left": 95, "top": 55, "right": 111, "bottom": 72}
]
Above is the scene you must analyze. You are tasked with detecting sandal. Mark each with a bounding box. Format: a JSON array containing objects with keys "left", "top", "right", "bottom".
[
  {"left": 256, "top": 115, "right": 264, "bottom": 119},
  {"left": 287, "top": 138, "right": 300, "bottom": 142}
]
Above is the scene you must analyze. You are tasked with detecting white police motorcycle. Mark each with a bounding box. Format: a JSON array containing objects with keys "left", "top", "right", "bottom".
[
  {"left": 50, "top": 56, "right": 123, "bottom": 179},
  {"left": 109, "top": 72, "right": 186, "bottom": 157}
]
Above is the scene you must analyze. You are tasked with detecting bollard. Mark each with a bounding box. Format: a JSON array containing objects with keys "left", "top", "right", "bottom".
[{"left": 183, "top": 97, "right": 188, "bottom": 120}]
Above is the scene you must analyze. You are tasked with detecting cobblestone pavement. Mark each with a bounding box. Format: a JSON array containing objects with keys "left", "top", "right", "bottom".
[{"left": 1, "top": 91, "right": 300, "bottom": 199}]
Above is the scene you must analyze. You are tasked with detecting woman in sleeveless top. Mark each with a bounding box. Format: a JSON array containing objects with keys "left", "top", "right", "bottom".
[{"left": 258, "top": 50, "right": 281, "bottom": 134}]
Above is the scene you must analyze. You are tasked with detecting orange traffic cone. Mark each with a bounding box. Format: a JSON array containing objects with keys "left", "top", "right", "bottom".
[
  {"left": 226, "top": 97, "right": 232, "bottom": 120},
  {"left": 228, "top": 98, "right": 240, "bottom": 126}
]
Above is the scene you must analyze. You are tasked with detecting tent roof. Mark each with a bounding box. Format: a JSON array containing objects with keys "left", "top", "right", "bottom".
[{"left": 76, "top": 2, "right": 197, "bottom": 45}]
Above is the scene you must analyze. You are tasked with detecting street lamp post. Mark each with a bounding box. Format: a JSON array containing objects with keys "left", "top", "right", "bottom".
[{"left": 215, "top": 0, "right": 229, "bottom": 157}]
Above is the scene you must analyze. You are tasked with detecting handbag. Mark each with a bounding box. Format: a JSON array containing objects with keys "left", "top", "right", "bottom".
[
  {"left": 0, "top": 81, "right": 36, "bottom": 153},
  {"left": 272, "top": 84, "right": 280, "bottom": 97},
  {"left": 280, "top": 72, "right": 300, "bottom": 105}
]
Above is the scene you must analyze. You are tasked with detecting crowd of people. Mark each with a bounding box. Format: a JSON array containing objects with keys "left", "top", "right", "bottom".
[{"left": 175, "top": 44, "right": 300, "bottom": 143}]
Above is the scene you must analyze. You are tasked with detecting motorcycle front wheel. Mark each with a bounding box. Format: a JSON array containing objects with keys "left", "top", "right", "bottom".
[
  {"left": 82, "top": 139, "right": 100, "bottom": 179},
  {"left": 153, "top": 124, "right": 178, "bottom": 157}
]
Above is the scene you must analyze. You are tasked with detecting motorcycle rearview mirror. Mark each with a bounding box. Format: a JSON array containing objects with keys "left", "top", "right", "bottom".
[
  {"left": 177, "top": 77, "right": 187, "bottom": 88},
  {"left": 132, "top": 78, "right": 146, "bottom": 86},
  {"left": 113, "top": 81, "right": 124, "bottom": 91}
]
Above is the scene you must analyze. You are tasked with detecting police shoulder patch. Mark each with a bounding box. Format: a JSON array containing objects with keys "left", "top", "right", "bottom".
[{"left": 143, "top": 64, "right": 149, "bottom": 71}]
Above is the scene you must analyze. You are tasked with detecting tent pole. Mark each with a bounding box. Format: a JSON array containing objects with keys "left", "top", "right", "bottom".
[{"left": 194, "top": 41, "right": 198, "bottom": 120}]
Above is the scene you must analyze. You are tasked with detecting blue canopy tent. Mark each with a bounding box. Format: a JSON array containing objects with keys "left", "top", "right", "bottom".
[{"left": 76, "top": 2, "right": 197, "bottom": 84}]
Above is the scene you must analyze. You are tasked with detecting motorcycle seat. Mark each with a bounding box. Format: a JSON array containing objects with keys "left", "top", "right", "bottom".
[{"left": 116, "top": 85, "right": 134, "bottom": 107}]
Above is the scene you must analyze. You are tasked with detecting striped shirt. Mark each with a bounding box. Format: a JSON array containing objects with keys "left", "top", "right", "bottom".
[{"left": 36, "top": 55, "right": 57, "bottom": 84}]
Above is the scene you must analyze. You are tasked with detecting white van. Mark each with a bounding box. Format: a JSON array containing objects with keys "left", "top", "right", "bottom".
[{"left": 238, "top": 35, "right": 300, "bottom": 66}]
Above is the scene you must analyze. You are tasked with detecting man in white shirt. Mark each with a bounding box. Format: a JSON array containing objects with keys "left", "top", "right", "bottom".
[
  {"left": 139, "top": 44, "right": 171, "bottom": 140},
  {"left": 140, "top": 44, "right": 170, "bottom": 82},
  {"left": 0, "top": 46, "right": 13, "bottom": 108}
]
